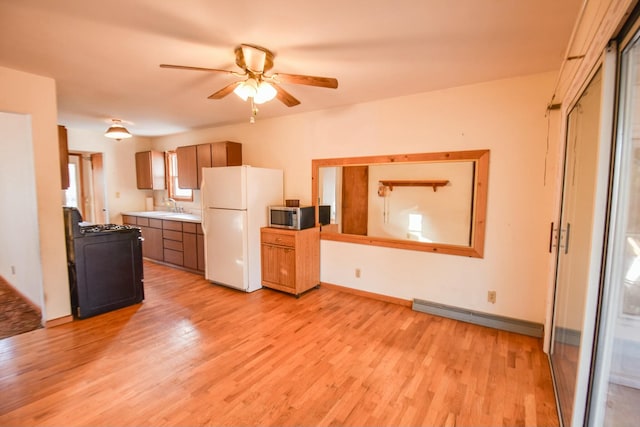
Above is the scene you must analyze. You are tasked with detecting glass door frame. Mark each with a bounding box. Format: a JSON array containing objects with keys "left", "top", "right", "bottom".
[
  {"left": 549, "top": 44, "right": 618, "bottom": 427},
  {"left": 587, "top": 14, "right": 640, "bottom": 425}
]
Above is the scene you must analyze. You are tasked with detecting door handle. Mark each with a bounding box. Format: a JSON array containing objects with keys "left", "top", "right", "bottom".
[{"left": 550, "top": 222, "right": 571, "bottom": 254}]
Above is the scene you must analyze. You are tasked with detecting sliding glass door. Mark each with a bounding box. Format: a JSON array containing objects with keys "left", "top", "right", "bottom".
[
  {"left": 550, "top": 13, "right": 640, "bottom": 426},
  {"left": 549, "top": 46, "right": 617, "bottom": 427},
  {"left": 588, "top": 26, "right": 640, "bottom": 427}
]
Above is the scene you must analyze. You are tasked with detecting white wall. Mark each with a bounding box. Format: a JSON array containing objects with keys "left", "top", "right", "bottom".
[
  {"left": 153, "top": 71, "right": 558, "bottom": 324},
  {"left": 0, "top": 66, "right": 70, "bottom": 321},
  {"left": 0, "top": 113, "right": 44, "bottom": 308}
]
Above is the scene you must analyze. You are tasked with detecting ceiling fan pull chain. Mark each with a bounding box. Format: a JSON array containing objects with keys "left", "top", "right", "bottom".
[{"left": 250, "top": 98, "right": 258, "bottom": 124}]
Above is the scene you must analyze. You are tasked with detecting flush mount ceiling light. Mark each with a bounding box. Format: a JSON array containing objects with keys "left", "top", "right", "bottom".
[{"left": 104, "top": 119, "right": 132, "bottom": 141}]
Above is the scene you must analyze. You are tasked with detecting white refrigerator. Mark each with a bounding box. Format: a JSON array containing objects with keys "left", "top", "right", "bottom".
[{"left": 200, "top": 166, "right": 283, "bottom": 292}]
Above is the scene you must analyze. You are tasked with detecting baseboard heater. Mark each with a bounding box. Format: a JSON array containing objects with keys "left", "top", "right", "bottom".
[{"left": 412, "top": 298, "right": 543, "bottom": 338}]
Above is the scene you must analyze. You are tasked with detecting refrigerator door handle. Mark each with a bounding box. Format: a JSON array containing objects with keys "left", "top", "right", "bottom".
[{"left": 200, "top": 178, "right": 207, "bottom": 234}]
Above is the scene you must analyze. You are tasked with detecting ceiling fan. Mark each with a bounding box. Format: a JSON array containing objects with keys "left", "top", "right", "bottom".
[{"left": 160, "top": 44, "right": 338, "bottom": 119}]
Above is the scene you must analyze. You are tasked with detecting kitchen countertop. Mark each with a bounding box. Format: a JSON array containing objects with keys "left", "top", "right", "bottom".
[{"left": 122, "top": 211, "right": 202, "bottom": 224}]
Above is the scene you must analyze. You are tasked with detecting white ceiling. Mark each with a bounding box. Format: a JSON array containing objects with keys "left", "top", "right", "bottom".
[{"left": 0, "top": 0, "right": 582, "bottom": 137}]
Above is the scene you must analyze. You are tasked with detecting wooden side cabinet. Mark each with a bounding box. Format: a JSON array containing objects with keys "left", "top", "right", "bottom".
[
  {"left": 135, "top": 151, "right": 165, "bottom": 190},
  {"left": 260, "top": 227, "right": 320, "bottom": 296}
]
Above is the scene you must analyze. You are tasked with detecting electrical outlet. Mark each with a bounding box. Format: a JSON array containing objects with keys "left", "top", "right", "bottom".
[
  {"left": 355, "top": 268, "right": 361, "bottom": 278},
  {"left": 488, "top": 290, "right": 496, "bottom": 304},
  {"left": 11, "top": 265, "right": 16, "bottom": 275}
]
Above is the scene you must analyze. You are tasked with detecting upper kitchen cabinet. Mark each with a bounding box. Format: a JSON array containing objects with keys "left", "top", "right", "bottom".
[
  {"left": 135, "top": 151, "right": 166, "bottom": 190},
  {"left": 58, "top": 125, "right": 69, "bottom": 189},
  {"left": 177, "top": 141, "right": 242, "bottom": 189}
]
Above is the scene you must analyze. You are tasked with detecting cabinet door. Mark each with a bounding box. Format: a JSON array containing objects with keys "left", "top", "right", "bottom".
[
  {"left": 176, "top": 145, "right": 198, "bottom": 189},
  {"left": 261, "top": 244, "right": 296, "bottom": 289},
  {"left": 212, "top": 141, "right": 242, "bottom": 167},
  {"left": 135, "top": 152, "right": 152, "bottom": 189},
  {"left": 196, "top": 233, "right": 205, "bottom": 272},
  {"left": 135, "top": 151, "right": 165, "bottom": 190},
  {"left": 183, "top": 232, "right": 198, "bottom": 270},
  {"left": 141, "top": 226, "right": 164, "bottom": 261},
  {"left": 196, "top": 144, "right": 212, "bottom": 189},
  {"left": 150, "top": 151, "right": 166, "bottom": 190}
]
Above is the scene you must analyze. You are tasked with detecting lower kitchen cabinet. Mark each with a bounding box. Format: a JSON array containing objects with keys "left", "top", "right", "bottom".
[
  {"left": 123, "top": 214, "right": 203, "bottom": 273},
  {"left": 123, "top": 215, "right": 163, "bottom": 261},
  {"left": 260, "top": 227, "right": 320, "bottom": 296},
  {"left": 182, "top": 222, "right": 198, "bottom": 271},
  {"left": 196, "top": 227, "right": 205, "bottom": 272}
]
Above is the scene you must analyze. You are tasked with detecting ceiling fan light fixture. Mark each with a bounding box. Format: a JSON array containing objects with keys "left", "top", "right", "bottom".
[
  {"left": 104, "top": 119, "right": 132, "bottom": 141},
  {"left": 233, "top": 78, "right": 258, "bottom": 101},
  {"left": 253, "top": 82, "right": 277, "bottom": 104}
]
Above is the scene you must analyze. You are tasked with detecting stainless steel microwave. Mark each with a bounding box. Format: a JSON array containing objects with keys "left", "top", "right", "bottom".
[{"left": 268, "top": 206, "right": 316, "bottom": 230}]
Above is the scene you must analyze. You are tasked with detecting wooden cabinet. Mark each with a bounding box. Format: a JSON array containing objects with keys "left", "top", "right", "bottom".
[
  {"left": 182, "top": 222, "right": 199, "bottom": 271},
  {"left": 58, "top": 125, "right": 69, "bottom": 189},
  {"left": 135, "top": 151, "right": 165, "bottom": 190},
  {"left": 212, "top": 141, "right": 242, "bottom": 167},
  {"left": 163, "top": 220, "right": 184, "bottom": 266},
  {"left": 123, "top": 215, "right": 163, "bottom": 261},
  {"left": 196, "top": 225, "right": 205, "bottom": 272},
  {"left": 123, "top": 214, "right": 204, "bottom": 273},
  {"left": 176, "top": 141, "right": 242, "bottom": 189},
  {"left": 176, "top": 145, "right": 198, "bottom": 189},
  {"left": 260, "top": 227, "right": 320, "bottom": 296}
]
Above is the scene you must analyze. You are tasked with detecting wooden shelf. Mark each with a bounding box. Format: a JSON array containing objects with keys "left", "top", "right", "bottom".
[{"left": 379, "top": 180, "right": 449, "bottom": 192}]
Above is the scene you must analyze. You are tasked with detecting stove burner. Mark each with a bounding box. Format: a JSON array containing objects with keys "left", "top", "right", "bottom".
[{"left": 81, "top": 224, "right": 138, "bottom": 234}]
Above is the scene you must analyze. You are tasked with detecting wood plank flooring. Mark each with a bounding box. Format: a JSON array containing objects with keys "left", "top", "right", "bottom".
[{"left": 0, "top": 261, "right": 559, "bottom": 426}]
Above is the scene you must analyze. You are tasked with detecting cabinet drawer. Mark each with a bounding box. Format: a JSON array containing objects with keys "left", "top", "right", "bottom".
[
  {"left": 149, "top": 218, "right": 163, "bottom": 229},
  {"left": 163, "top": 239, "right": 183, "bottom": 251},
  {"left": 197, "top": 224, "right": 204, "bottom": 235},
  {"left": 122, "top": 215, "right": 136, "bottom": 225},
  {"left": 182, "top": 222, "right": 197, "bottom": 233},
  {"left": 163, "top": 229, "right": 183, "bottom": 241},
  {"left": 261, "top": 231, "right": 295, "bottom": 247},
  {"left": 163, "top": 220, "right": 183, "bottom": 231},
  {"left": 164, "top": 249, "right": 183, "bottom": 266},
  {"left": 136, "top": 217, "right": 149, "bottom": 227}
]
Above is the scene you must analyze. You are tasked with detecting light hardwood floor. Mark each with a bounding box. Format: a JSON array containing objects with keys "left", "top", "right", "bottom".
[{"left": 0, "top": 261, "right": 558, "bottom": 426}]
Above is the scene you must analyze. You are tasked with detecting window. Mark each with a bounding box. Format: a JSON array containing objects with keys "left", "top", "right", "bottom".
[{"left": 166, "top": 151, "right": 193, "bottom": 201}]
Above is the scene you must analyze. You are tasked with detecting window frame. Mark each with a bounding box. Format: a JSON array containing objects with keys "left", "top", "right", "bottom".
[{"left": 165, "top": 151, "right": 193, "bottom": 202}]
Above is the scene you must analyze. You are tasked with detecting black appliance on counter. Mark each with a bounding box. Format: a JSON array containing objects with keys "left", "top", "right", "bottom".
[{"left": 63, "top": 207, "right": 144, "bottom": 319}]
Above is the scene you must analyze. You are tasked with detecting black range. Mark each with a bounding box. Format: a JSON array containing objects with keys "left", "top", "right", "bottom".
[{"left": 63, "top": 207, "right": 144, "bottom": 319}]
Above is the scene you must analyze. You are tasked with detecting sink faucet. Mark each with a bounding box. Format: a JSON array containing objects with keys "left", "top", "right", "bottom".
[{"left": 167, "top": 198, "right": 178, "bottom": 212}]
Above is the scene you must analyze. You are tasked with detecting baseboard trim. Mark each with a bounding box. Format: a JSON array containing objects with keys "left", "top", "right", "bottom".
[
  {"left": 45, "top": 315, "right": 73, "bottom": 328},
  {"left": 320, "top": 282, "right": 412, "bottom": 307},
  {"left": 412, "top": 298, "right": 544, "bottom": 338}
]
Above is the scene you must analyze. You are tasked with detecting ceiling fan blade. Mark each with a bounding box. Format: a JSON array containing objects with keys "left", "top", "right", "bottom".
[
  {"left": 274, "top": 73, "right": 338, "bottom": 89},
  {"left": 208, "top": 82, "right": 242, "bottom": 99},
  {"left": 274, "top": 85, "right": 301, "bottom": 107},
  {"left": 160, "top": 64, "right": 236, "bottom": 75}
]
